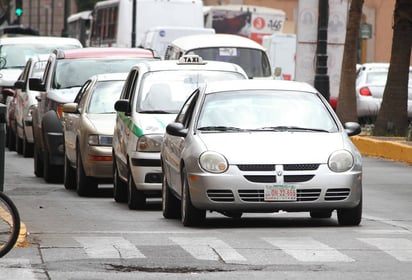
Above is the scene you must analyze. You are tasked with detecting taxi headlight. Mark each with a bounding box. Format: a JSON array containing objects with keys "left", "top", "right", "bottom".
[
  {"left": 88, "top": 135, "right": 113, "bottom": 146},
  {"left": 199, "top": 151, "right": 228, "bottom": 173},
  {"left": 137, "top": 134, "right": 163, "bottom": 152},
  {"left": 328, "top": 150, "right": 354, "bottom": 172}
]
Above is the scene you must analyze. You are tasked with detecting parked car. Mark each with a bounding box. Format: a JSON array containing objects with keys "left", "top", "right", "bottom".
[
  {"left": 112, "top": 54, "right": 248, "bottom": 210},
  {"left": 62, "top": 73, "right": 128, "bottom": 196},
  {"left": 160, "top": 79, "right": 363, "bottom": 227},
  {"left": 0, "top": 36, "right": 83, "bottom": 150},
  {"left": 12, "top": 54, "right": 48, "bottom": 157},
  {"left": 356, "top": 62, "right": 412, "bottom": 123},
  {"left": 29, "top": 47, "right": 156, "bottom": 183},
  {"left": 164, "top": 33, "right": 273, "bottom": 79}
]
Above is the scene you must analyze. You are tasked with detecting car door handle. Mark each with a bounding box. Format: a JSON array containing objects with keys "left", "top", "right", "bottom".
[{"left": 35, "top": 96, "right": 42, "bottom": 102}]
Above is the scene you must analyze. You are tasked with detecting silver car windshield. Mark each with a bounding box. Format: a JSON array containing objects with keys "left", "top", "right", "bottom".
[
  {"left": 197, "top": 90, "right": 339, "bottom": 133},
  {"left": 137, "top": 70, "right": 246, "bottom": 113},
  {"left": 88, "top": 80, "right": 125, "bottom": 114}
]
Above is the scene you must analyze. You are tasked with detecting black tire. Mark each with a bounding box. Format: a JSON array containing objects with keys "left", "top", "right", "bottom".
[
  {"left": 127, "top": 168, "right": 146, "bottom": 210},
  {"left": 76, "top": 149, "right": 97, "bottom": 197},
  {"left": 15, "top": 133, "right": 23, "bottom": 155},
  {"left": 64, "top": 155, "right": 76, "bottom": 190},
  {"left": 181, "top": 167, "right": 205, "bottom": 226},
  {"left": 43, "top": 147, "right": 63, "bottom": 183},
  {"left": 337, "top": 198, "right": 362, "bottom": 226},
  {"left": 22, "top": 129, "right": 34, "bottom": 158},
  {"left": 162, "top": 172, "right": 180, "bottom": 219},
  {"left": 33, "top": 144, "right": 43, "bottom": 177},
  {"left": 310, "top": 210, "right": 333, "bottom": 219},
  {"left": 113, "top": 157, "right": 127, "bottom": 202},
  {"left": 0, "top": 192, "right": 21, "bottom": 258},
  {"left": 7, "top": 126, "right": 16, "bottom": 151}
]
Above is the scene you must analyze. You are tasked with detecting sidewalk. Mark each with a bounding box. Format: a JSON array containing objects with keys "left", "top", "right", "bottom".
[{"left": 351, "top": 135, "right": 412, "bottom": 164}]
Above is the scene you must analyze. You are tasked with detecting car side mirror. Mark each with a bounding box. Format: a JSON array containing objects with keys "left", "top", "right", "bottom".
[
  {"left": 166, "top": 122, "right": 187, "bottom": 137},
  {"left": 114, "top": 99, "right": 131, "bottom": 115},
  {"left": 344, "top": 122, "right": 361, "bottom": 136},
  {"left": 14, "top": 80, "right": 25, "bottom": 90},
  {"left": 29, "top": 78, "right": 45, "bottom": 91},
  {"left": 62, "top": 103, "right": 79, "bottom": 114}
]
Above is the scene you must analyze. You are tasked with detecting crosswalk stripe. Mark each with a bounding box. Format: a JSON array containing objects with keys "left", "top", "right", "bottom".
[
  {"left": 263, "top": 237, "right": 354, "bottom": 262},
  {"left": 170, "top": 237, "right": 246, "bottom": 262},
  {"left": 359, "top": 238, "right": 412, "bottom": 261},
  {"left": 74, "top": 237, "right": 145, "bottom": 259}
]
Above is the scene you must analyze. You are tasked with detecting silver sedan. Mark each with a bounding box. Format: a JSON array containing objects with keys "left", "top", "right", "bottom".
[{"left": 161, "top": 79, "right": 363, "bottom": 227}]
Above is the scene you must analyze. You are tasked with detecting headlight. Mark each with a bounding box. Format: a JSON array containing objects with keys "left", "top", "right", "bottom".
[
  {"left": 328, "top": 150, "right": 354, "bottom": 172},
  {"left": 199, "top": 151, "right": 228, "bottom": 173},
  {"left": 137, "top": 134, "right": 163, "bottom": 152},
  {"left": 88, "top": 135, "right": 113, "bottom": 146}
]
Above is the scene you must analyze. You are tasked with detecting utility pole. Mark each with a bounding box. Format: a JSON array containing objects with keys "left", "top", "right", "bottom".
[
  {"left": 314, "top": 0, "right": 330, "bottom": 101},
  {"left": 131, "top": 0, "right": 136, "bottom": 47}
]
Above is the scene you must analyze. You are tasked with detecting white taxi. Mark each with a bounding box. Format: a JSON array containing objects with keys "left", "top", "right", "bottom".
[{"left": 112, "top": 55, "right": 248, "bottom": 209}]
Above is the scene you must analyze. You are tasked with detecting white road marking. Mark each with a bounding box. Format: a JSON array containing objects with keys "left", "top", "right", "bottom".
[
  {"left": 170, "top": 237, "right": 246, "bottom": 262},
  {"left": 359, "top": 238, "right": 412, "bottom": 261},
  {"left": 75, "top": 236, "right": 145, "bottom": 259},
  {"left": 263, "top": 237, "right": 354, "bottom": 262}
]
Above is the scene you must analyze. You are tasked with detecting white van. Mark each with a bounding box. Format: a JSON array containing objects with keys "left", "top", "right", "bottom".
[
  {"left": 164, "top": 33, "right": 273, "bottom": 79},
  {"left": 262, "top": 33, "right": 296, "bottom": 80},
  {"left": 141, "top": 26, "right": 215, "bottom": 59}
]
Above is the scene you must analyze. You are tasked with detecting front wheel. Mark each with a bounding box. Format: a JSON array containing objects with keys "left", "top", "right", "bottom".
[
  {"left": 127, "top": 169, "right": 146, "bottom": 210},
  {"left": 337, "top": 198, "right": 362, "bottom": 226},
  {"left": 162, "top": 172, "right": 180, "bottom": 219},
  {"left": 0, "top": 192, "right": 21, "bottom": 258},
  {"left": 181, "top": 167, "right": 205, "bottom": 226},
  {"left": 113, "top": 158, "right": 127, "bottom": 202},
  {"left": 76, "top": 149, "right": 97, "bottom": 197}
]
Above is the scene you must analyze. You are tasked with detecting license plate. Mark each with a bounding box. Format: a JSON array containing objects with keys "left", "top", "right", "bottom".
[{"left": 264, "top": 184, "right": 297, "bottom": 201}]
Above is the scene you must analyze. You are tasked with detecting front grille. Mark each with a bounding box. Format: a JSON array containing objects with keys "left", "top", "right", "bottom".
[
  {"left": 207, "top": 190, "right": 234, "bottom": 202},
  {"left": 284, "top": 164, "right": 320, "bottom": 171},
  {"left": 325, "top": 188, "right": 350, "bottom": 201},
  {"left": 284, "top": 175, "right": 314, "bottom": 183},
  {"left": 237, "top": 164, "right": 276, "bottom": 171},
  {"left": 238, "top": 189, "right": 321, "bottom": 202},
  {"left": 244, "top": 175, "right": 276, "bottom": 183}
]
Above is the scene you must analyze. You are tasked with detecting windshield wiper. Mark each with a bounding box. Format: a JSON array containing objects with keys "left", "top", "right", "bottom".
[
  {"left": 139, "top": 110, "right": 172, "bottom": 114},
  {"left": 253, "top": 126, "right": 329, "bottom": 132},
  {"left": 197, "top": 126, "right": 245, "bottom": 132}
]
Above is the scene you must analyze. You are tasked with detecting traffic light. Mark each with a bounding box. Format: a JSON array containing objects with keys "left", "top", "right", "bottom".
[{"left": 15, "top": 0, "right": 23, "bottom": 17}]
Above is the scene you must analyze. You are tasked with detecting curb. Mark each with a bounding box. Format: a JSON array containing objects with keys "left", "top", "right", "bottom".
[{"left": 351, "top": 135, "right": 412, "bottom": 164}]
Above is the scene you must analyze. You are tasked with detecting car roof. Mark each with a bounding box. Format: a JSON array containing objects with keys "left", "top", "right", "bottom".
[
  {"left": 0, "top": 36, "right": 82, "bottom": 46},
  {"left": 202, "top": 79, "right": 319, "bottom": 95},
  {"left": 169, "top": 34, "right": 266, "bottom": 51},
  {"left": 359, "top": 63, "right": 389, "bottom": 72},
  {"left": 130, "top": 58, "right": 248, "bottom": 76},
  {"left": 54, "top": 47, "right": 155, "bottom": 59}
]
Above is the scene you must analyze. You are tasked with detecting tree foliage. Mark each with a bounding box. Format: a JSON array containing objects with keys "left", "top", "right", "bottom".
[{"left": 374, "top": 0, "right": 412, "bottom": 136}]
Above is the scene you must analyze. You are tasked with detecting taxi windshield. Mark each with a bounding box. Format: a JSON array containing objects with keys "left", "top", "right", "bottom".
[{"left": 137, "top": 70, "right": 246, "bottom": 113}]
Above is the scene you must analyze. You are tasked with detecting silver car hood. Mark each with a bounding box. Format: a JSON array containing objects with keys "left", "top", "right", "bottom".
[
  {"left": 198, "top": 132, "right": 347, "bottom": 164},
  {"left": 87, "top": 114, "right": 117, "bottom": 135},
  {"left": 48, "top": 87, "right": 81, "bottom": 103},
  {"left": 139, "top": 114, "right": 177, "bottom": 134},
  {"left": 0, "top": 69, "right": 22, "bottom": 86}
]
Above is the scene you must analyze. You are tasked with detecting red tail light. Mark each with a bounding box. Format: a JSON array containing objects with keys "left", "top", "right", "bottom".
[{"left": 359, "top": 87, "right": 372, "bottom": 96}]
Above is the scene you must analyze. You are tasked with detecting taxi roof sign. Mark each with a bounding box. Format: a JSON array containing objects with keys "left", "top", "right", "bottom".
[{"left": 178, "top": 54, "right": 206, "bottom": 65}]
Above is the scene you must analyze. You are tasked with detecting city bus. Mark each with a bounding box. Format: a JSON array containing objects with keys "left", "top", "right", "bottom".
[{"left": 89, "top": 0, "right": 204, "bottom": 48}]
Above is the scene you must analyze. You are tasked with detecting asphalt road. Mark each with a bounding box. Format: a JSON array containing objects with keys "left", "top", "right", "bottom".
[{"left": 1, "top": 149, "right": 412, "bottom": 280}]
